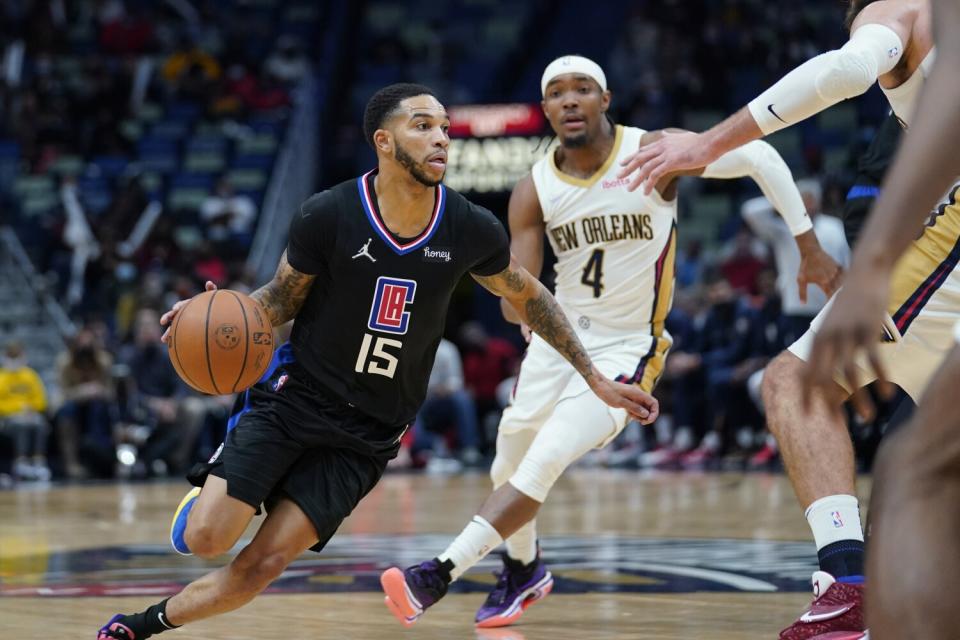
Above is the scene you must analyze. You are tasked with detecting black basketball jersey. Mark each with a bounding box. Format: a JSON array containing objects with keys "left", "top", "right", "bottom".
[
  {"left": 843, "top": 113, "right": 902, "bottom": 247},
  {"left": 285, "top": 169, "right": 510, "bottom": 428}
]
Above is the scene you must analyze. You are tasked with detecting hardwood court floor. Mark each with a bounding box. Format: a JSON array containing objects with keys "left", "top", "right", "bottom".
[{"left": 0, "top": 470, "right": 872, "bottom": 639}]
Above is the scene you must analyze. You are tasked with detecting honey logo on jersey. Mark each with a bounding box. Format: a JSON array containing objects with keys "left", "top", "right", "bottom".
[
  {"left": 368, "top": 276, "right": 417, "bottom": 335},
  {"left": 422, "top": 246, "right": 452, "bottom": 263}
]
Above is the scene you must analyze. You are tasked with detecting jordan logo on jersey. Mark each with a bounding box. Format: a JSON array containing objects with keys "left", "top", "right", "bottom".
[{"left": 368, "top": 276, "right": 417, "bottom": 335}]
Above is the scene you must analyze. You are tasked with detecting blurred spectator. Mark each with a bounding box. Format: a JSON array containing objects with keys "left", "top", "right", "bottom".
[
  {"left": 162, "top": 37, "right": 221, "bottom": 101},
  {"left": 201, "top": 176, "right": 257, "bottom": 253},
  {"left": 229, "top": 66, "right": 291, "bottom": 112},
  {"left": 54, "top": 327, "right": 116, "bottom": 479},
  {"left": 0, "top": 341, "right": 50, "bottom": 481},
  {"left": 192, "top": 241, "right": 229, "bottom": 285},
  {"left": 265, "top": 36, "right": 310, "bottom": 84},
  {"left": 741, "top": 178, "right": 851, "bottom": 345},
  {"left": 413, "top": 338, "right": 481, "bottom": 472},
  {"left": 116, "top": 309, "right": 206, "bottom": 476},
  {"left": 679, "top": 272, "right": 766, "bottom": 466},
  {"left": 676, "top": 239, "right": 704, "bottom": 289},
  {"left": 459, "top": 321, "right": 518, "bottom": 447},
  {"left": 718, "top": 228, "right": 768, "bottom": 295}
]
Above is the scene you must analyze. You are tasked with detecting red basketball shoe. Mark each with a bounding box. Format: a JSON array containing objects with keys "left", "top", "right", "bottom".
[{"left": 779, "top": 571, "right": 865, "bottom": 640}]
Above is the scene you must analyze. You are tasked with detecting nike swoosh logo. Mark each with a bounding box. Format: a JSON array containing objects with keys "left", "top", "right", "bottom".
[
  {"left": 799, "top": 605, "right": 853, "bottom": 623},
  {"left": 767, "top": 104, "right": 787, "bottom": 124}
]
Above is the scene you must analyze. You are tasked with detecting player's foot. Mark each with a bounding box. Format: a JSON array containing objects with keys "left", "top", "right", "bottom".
[
  {"left": 97, "top": 614, "right": 136, "bottom": 639},
  {"left": 169, "top": 487, "right": 201, "bottom": 556},
  {"left": 380, "top": 559, "right": 450, "bottom": 627},
  {"left": 748, "top": 442, "right": 778, "bottom": 468},
  {"left": 779, "top": 571, "right": 865, "bottom": 640},
  {"left": 475, "top": 552, "right": 553, "bottom": 628}
]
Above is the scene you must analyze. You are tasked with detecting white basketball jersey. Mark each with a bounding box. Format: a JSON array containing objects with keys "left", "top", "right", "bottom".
[{"left": 531, "top": 125, "right": 677, "bottom": 335}]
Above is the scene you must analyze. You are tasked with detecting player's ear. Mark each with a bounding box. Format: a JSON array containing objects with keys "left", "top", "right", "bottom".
[
  {"left": 600, "top": 90, "right": 612, "bottom": 113},
  {"left": 374, "top": 129, "right": 392, "bottom": 154}
]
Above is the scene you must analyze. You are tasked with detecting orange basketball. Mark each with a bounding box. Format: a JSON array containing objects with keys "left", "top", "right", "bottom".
[{"left": 167, "top": 289, "right": 275, "bottom": 395}]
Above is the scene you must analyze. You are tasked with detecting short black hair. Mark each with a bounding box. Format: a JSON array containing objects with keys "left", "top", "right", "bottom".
[
  {"left": 362, "top": 83, "right": 437, "bottom": 149},
  {"left": 844, "top": 0, "right": 882, "bottom": 30}
]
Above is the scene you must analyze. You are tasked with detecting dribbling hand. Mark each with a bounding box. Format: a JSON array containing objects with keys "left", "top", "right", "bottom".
[{"left": 160, "top": 281, "right": 218, "bottom": 344}]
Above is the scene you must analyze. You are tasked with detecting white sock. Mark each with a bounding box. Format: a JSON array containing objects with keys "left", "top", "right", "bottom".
[
  {"left": 805, "top": 494, "right": 864, "bottom": 550},
  {"left": 438, "top": 515, "right": 503, "bottom": 581},
  {"left": 505, "top": 519, "right": 537, "bottom": 565}
]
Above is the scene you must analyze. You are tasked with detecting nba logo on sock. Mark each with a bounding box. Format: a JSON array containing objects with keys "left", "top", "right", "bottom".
[{"left": 831, "top": 511, "right": 844, "bottom": 528}]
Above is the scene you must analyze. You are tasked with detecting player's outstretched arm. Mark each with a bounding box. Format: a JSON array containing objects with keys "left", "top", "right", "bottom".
[
  {"left": 500, "top": 174, "right": 545, "bottom": 327},
  {"left": 618, "top": 2, "right": 909, "bottom": 193},
  {"left": 474, "top": 257, "right": 659, "bottom": 424},
  {"left": 249, "top": 251, "right": 316, "bottom": 327},
  {"left": 803, "top": 0, "right": 960, "bottom": 416},
  {"left": 701, "top": 139, "right": 843, "bottom": 300}
]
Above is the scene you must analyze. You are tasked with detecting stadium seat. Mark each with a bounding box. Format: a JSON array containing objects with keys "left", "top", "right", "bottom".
[
  {"left": 167, "top": 187, "right": 210, "bottom": 212},
  {"left": 226, "top": 168, "right": 267, "bottom": 191},
  {"left": 184, "top": 152, "right": 226, "bottom": 173}
]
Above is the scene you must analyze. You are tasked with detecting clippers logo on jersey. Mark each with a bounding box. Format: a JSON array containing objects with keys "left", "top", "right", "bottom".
[
  {"left": 831, "top": 511, "right": 844, "bottom": 528},
  {"left": 368, "top": 277, "right": 417, "bottom": 334}
]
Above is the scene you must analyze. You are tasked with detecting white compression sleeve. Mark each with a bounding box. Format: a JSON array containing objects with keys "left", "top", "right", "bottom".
[
  {"left": 748, "top": 23, "right": 904, "bottom": 134},
  {"left": 702, "top": 140, "right": 812, "bottom": 236}
]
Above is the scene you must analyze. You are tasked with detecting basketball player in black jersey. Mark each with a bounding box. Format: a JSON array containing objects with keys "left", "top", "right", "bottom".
[{"left": 96, "top": 83, "right": 658, "bottom": 639}]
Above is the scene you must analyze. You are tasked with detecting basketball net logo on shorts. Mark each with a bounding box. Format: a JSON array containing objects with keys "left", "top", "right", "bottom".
[{"left": 368, "top": 277, "right": 417, "bottom": 335}]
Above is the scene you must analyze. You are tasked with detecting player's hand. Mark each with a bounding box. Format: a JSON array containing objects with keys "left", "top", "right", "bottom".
[
  {"left": 801, "top": 268, "right": 894, "bottom": 421},
  {"left": 520, "top": 323, "right": 532, "bottom": 343},
  {"left": 797, "top": 245, "right": 843, "bottom": 303},
  {"left": 160, "top": 281, "right": 217, "bottom": 344},
  {"left": 589, "top": 370, "right": 660, "bottom": 425},
  {"left": 617, "top": 130, "right": 716, "bottom": 194}
]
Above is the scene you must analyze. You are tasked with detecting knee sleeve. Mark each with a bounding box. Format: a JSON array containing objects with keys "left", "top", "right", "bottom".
[
  {"left": 509, "top": 391, "right": 618, "bottom": 502},
  {"left": 490, "top": 429, "right": 535, "bottom": 489}
]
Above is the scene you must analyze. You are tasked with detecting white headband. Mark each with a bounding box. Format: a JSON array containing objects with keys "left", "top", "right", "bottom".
[{"left": 541, "top": 55, "right": 607, "bottom": 96}]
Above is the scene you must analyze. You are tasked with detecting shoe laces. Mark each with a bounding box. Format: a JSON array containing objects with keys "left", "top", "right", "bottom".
[
  {"left": 409, "top": 560, "right": 447, "bottom": 594},
  {"left": 485, "top": 554, "right": 530, "bottom": 605}
]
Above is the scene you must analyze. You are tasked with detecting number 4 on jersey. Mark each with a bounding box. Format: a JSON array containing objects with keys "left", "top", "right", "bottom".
[{"left": 581, "top": 248, "right": 605, "bottom": 298}]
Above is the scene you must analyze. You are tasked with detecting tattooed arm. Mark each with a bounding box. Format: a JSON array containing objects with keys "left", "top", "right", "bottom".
[
  {"left": 473, "top": 256, "right": 659, "bottom": 422},
  {"left": 249, "top": 251, "right": 316, "bottom": 326},
  {"left": 161, "top": 251, "right": 314, "bottom": 341}
]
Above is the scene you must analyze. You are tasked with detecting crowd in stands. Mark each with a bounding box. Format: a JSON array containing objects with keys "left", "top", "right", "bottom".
[
  {"left": 0, "top": 0, "right": 314, "bottom": 484},
  {"left": 0, "top": 0, "right": 904, "bottom": 484}
]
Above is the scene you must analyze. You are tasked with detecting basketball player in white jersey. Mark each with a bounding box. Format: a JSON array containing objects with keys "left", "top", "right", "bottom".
[
  {"left": 380, "top": 55, "right": 842, "bottom": 630},
  {"left": 800, "top": 1, "right": 960, "bottom": 638},
  {"left": 618, "top": 2, "right": 955, "bottom": 638}
]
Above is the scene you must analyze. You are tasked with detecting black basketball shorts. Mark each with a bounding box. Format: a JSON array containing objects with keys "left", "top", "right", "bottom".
[{"left": 187, "top": 364, "right": 392, "bottom": 552}]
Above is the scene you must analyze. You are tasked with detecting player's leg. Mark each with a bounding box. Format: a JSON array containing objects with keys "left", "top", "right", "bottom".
[
  {"left": 180, "top": 475, "right": 256, "bottom": 558},
  {"left": 98, "top": 498, "right": 319, "bottom": 639},
  {"left": 471, "top": 428, "right": 551, "bottom": 628},
  {"left": 170, "top": 386, "right": 303, "bottom": 556},
  {"left": 382, "top": 390, "right": 617, "bottom": 626},
  {"left": 867, "top": 343, "right": 960, "bottom": 640},
  {"left": 101, "top": 443, "right": 386, "bottom": 638},
  {"left": 764, "top": 348, "right": 873, "bottom": 640},
  {"left": 490, "top": 428, "right": 539, "bottom": 566},
  {"left": 763, "top": 350, "right": 865, "bottom": 578}
]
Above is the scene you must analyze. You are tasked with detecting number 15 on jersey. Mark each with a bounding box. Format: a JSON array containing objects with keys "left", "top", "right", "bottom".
[
  {"left": 355, "top": 334, "right": 401, "bottom": 378},
  {"left": 356, "top": 276, "right": 416, "bottom": 379}
]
